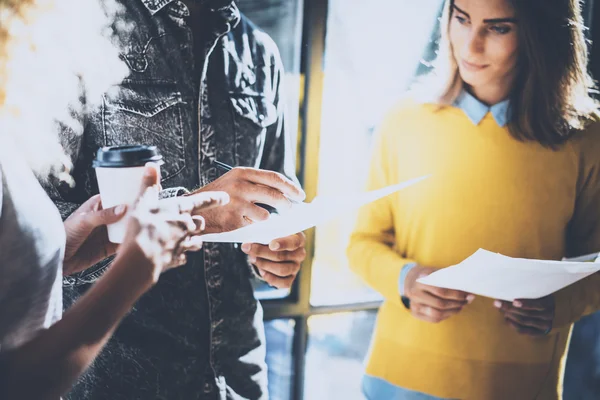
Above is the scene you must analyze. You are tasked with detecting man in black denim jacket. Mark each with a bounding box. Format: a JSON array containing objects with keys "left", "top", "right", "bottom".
[{"left": 50, "top": 1, "right": 306, "bottom": 399}]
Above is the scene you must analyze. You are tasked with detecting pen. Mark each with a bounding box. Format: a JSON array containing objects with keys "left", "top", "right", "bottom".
[{"left": 212, "top": 160, "right": 279, "bottom": 214}]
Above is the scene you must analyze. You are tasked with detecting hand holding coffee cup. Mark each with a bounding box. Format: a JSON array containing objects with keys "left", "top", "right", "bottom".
[{"left": 94, "top": 145, "right": 164, "bottom": 243}]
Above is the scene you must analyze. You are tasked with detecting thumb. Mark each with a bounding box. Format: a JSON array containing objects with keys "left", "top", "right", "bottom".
[
  {"left": 418, "top": 270, "right": 431, "bottom": 279},
  {"left": 137, "top": 163, "right": 160, "bottom": 199},
  {"left": 89, "top": 204, "right": 128, "bottom": 226}
]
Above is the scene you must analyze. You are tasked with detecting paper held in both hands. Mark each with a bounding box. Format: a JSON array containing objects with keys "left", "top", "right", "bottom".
[
  {"left": 417, "top": 249, "right": 600, "bottom": 302},
  {"left": 200, "top": 175, "right": 429, "bottom": 245}
]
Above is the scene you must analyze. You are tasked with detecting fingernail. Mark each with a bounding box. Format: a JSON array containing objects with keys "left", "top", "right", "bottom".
[
  {"left": 466, "top": 295, "right": 475, "bottom": 303},
  {"left": 494, "top": 301, "right": 502, "bottom": 308},
  {"left": 241, "top": 243, "right": 251, "bottom": 253},
  {"left": 115, "top": 205, "right": 127, "bottom": 215},
  {"left": 269, "top": 242, "right": 280, "bottom": 251},
  {"left": 249, "top": 256, "right": 257, "bottom": 264},
  {"left": 513, "top": 301, "right": 522, "bottom": 308},
  {"left": 259, "top": 269, "right": 266, "bottom": 277}
]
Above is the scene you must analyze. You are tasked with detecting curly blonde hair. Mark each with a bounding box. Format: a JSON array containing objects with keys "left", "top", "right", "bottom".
[
  {"left": 0, "top": 0, "right": 127, "bottom": 178},
  {"left": 0, "top": 0, "right": 35, "bottom": 104}
]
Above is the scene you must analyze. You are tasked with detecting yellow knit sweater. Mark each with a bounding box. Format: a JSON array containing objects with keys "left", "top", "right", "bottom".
[{"left": 347, "top": 101, "right": 600, "bottom": 399}]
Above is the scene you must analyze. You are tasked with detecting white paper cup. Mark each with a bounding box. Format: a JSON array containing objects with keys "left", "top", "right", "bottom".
[{"left": 93, "top": 145, "right": 163, "bottom": 243}]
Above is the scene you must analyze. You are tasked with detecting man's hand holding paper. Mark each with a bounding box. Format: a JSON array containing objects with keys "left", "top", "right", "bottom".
[
  {"left": 241, "top": 232, "right": 306, "bottom": 289},
  {"left": 200, "top": 175, "right": 430, "bottom": 245},
  {"left": 192, "top": 167, "right": 306, "bottom": 233}
]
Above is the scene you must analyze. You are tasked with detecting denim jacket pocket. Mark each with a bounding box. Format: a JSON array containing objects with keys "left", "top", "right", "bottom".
[
  {"left": 230, "top": 88, "right": 277, "bottom": 128},
  {"left": 228, "top": 62, "right": 278, "bottom": 128},
  {"left": 62, "top": 256, "right": 114, "bottom": 287},
  {"left": 228, "top": 63, "right": 278, "bottom": 167},
  {"left": 102, "top": 83, "right": 187, "bottom": 181}
]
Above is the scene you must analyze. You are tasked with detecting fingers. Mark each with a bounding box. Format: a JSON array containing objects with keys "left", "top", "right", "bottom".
[
  {"left": 168, "top": 253, "right": 188, "bottom": 269},
  {"left": 493, "top": 301, "right": 553, "bottom": 321},
  {"left": 237, "top": 168, "right": 305, "bottom": 202},
  {"left": 247, "top": 185, "right": 293, "bottom": 211},
  {"left": 88, "top": 204, "right": 128, "bottom": 226},
  {"left": 268, "top": 233, "right": 306, "bottom": 252},
  {"left": 177, "top": 191, "right": 230, "bottom": 214},
  {"left": 74, "top": 194, "right": 103, "bottom": 214},
  {"left": 505, "top": 318, "right": 550, "bottom": 337},
  {"left": 170, "top": 213, "right": 201, "bottom": 233},
  {"left": 423, "top": 285, "right": 475, "bottom": 302},
  {"left": 259, "top": 270, "right": 296, "bottom": 289},
  {"left": 503, "top": 312, "right": 551, "bottom": 332},
  {"left": 192, "top": 215, "right": 205, "bottom": 232},
  {"left": 137, "top": 164, "right": 160, "bottom": 199},
  {"left": 411, "top": 302, "right": 463, "bottom": 323},
  {"left": 67, "top": 196, "right": 127, "bottom": 233},
  {"left": 494, "top": 298, "right": 554, "bottom": 336},
  {"left": 180, "top": 236, "right": 204, "bottom": 252},
  {"left": 252, "top": 258, "right": 299, "bottom": 279},
  {"left": 241, "top": 243, "right": 306, "bottom": 264},
  {"left": 413, "top": 290, "right": 467, "bottom": 311},
  {"left": 511, "top": 298, "right": 553, "bottom": 311},
  {"left": 241, "top": 235, "right": 305, "bottom": 290},
  {"left": 243, "top": 204, "right": 271, "bottom": 223}
]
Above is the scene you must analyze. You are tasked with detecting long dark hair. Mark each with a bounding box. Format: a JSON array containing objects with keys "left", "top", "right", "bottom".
[{"left": 429, "top": 0, "right": 598, "bottom": 147}]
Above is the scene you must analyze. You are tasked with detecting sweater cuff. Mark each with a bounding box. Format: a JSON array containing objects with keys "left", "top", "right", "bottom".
[{"left": 398, "top": 262, "right": 418, "bottom": 297}]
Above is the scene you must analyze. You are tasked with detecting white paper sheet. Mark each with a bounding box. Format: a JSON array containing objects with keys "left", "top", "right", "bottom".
[
  {"left": 200, "top": 175, "right": 429, "bottom": 244},
  {"left": 417, "top": 249, "right": 600, "bottom": 301}
]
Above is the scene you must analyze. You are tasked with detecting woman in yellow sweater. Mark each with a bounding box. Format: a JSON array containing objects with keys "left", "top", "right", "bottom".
[{"left": 347, "top": 0, "right": 600, "bottom": 399}]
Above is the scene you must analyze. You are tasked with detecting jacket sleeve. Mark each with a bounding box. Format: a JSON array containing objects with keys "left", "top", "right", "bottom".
[{"left": 257, "top": 31, "right": 298, "bottom": 185}]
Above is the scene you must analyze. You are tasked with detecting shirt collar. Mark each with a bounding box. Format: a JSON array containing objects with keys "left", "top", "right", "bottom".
[
  {"left": 453, "top": 90, "right": 510, "bottom": 127},
  {"left": 140, "top": 0, "right": 177, "bottom": 15},
  {"left": 140, "top": 0, "right": 231, "bottom": 15}
]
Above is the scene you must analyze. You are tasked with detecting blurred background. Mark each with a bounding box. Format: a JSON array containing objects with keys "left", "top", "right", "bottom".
[{"left": 236, "top": 0, "right": 600, "bottom": 399}]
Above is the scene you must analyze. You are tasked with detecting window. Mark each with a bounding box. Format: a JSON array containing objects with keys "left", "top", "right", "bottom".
[
  {"left": 310, "top": 0, "right": 443, "bottom": 306},
  {"left": 237, "top": 1, "right": 600, "bottom": 399},
  {"left": 264, "top": 319, "right": 295, "bottom": 400},
  {"left": 304, "top": 311, "right": 377, "bottom": 399},
  {"left": 244, "top": 1, "right": 443, "bottom": 399}
]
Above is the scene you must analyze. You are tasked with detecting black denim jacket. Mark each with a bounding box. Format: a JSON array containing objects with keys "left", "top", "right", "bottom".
[{"left": 51, "top": 1, "right": 296, "bottom": 398}]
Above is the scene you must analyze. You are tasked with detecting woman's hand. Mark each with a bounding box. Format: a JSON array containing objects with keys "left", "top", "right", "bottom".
[
  {"left": 494, "top": 296, "right": 555, "bottom": 336},
  {"left": 404, "top": 265, "right": 475, "bottom": 323},
  {"left": 63, "top": 195, "right": 127, "bottom": 276},
  {"left": 121, "top": 165, "right": 229, "bottom": 281}
]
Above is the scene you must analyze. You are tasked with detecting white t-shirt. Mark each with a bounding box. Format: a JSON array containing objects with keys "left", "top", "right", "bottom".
[{"left": 0, "top": 143, "right": 65, "bottom": 352}]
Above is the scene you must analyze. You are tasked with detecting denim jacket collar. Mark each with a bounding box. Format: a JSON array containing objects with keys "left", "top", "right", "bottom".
[
  {"left": 139, "top": 0, "right": 176, "bottom": 15},
  {"left": 139, "top": 0, "right": 235, "bottom": 15}
]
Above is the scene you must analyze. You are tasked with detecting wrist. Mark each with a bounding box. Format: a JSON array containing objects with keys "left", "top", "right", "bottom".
[
  {"left": 111, "top": 241, "right": 158, "bottom": 291},
  {"left": 399, "top": 262, "right": 418, "bottom": 297}
]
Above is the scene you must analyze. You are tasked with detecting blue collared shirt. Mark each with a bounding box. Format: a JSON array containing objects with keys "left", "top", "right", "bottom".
[
  {"left": 384, "top": 92, "right": 510, "bottom": 400},
  {"left": 453, "top": 90, "right": 510, "bottom": 127}
]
